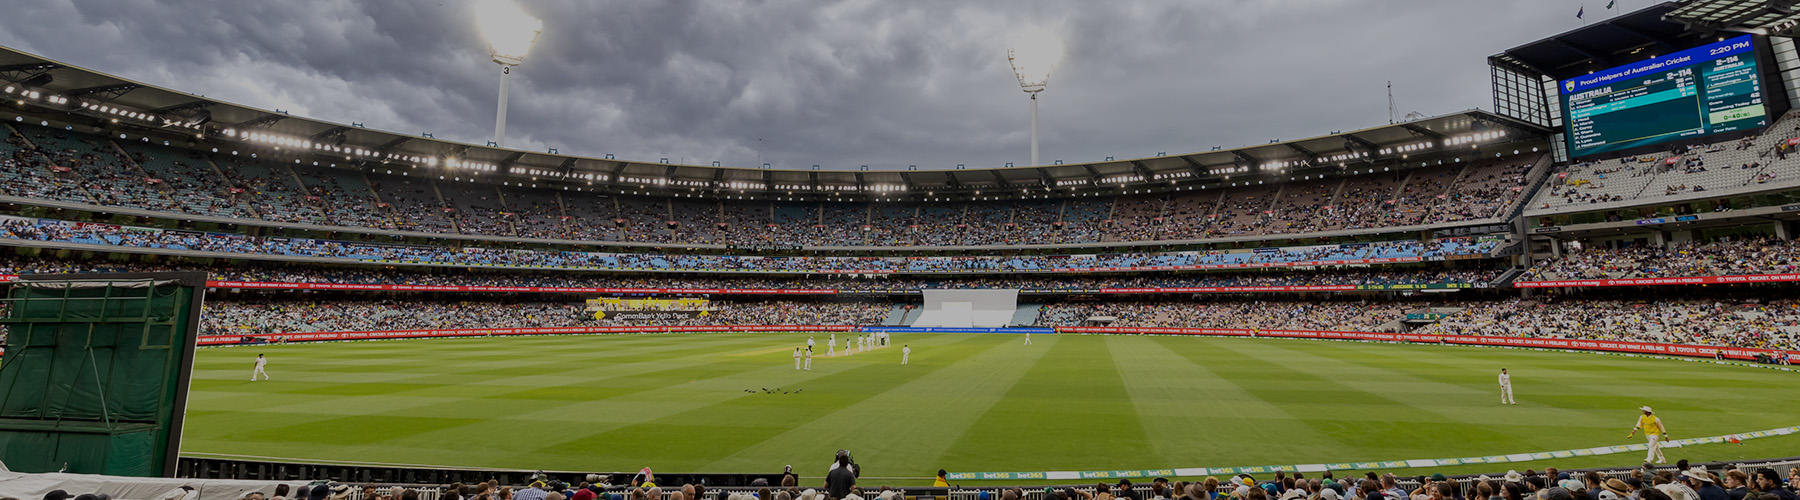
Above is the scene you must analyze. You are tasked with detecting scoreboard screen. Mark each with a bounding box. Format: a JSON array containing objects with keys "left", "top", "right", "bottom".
[{"left": 1560, "top": 35, "right": 1768, "bottom": 158}]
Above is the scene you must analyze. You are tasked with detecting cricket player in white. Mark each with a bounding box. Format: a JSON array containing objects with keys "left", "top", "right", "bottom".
[
  {"left": 251, "top": 354, "right": 269, "bottom": 381},
  {"left": 901, "top": 344, "right": 911, "bottom": 365},
  {"left": 827, "top": 334, "right": 836, "bottom": 356},
  {"left": 1024, "top": 330, "right": 1032, "bottom": 345},
  {"left": 1627, "top": 406, "right": 1669, "bottom": 463},
  {"left": 807, "top": 336, "right": 816, "bottom": 352},
  {"left": 1498, "top": 368, "right": 1514, "bottom": 404},
  {"left": 794, "top": 347, "right": 803, "bottom": 370},
  {"left": 803, "top": 347, "right": 812, "bottom": 371}
]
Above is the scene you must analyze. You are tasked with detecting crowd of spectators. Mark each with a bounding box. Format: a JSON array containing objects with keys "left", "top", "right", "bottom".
[
  {"left": 197, "top": 288, "right": 1800, "bottom": 352},
  {"left": 1522, "top": 237, "right": 1800, "bottom": 281},
  {"left": 1033, "top": 299, "right": 1406, "bottom": 332},
  {"left": 1418, "top": 297, "right": 1800, "bottom": 351},
  {"left": 201, "top": 298, "right": 891, "bottom": 336},
  {"left": 18, "top": 458, "right": 1800, "bottom": 500},
  {"left": 0, "top": 253, "right": 1501, "bottom": 291},
  {"left": 0, "top": 122, "right": 1545, "bottom": 248},
  {"left": 0, "top": 217, "right": 1503, "bottom": 273}
]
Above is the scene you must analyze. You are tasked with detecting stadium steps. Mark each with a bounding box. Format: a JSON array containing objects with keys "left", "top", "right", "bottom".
[
  {"left": 1421, "top": 163, "right": 1476, "bottom": 222},
  {"left": 900, "top": 307, "right": 924, "bottom": 325},
  {"left": 428, "top": 180, "right": 461, "bottom": 234},
  {"left": 882, "top": 305, "right": 908, "bottom": 326},
  {"left": 1010, "top": 303, "right": 1042, "bottom": 327},
  {"left": 1491, "top": 266, "right": 1528, "bottom": 286},
  {"left": 356, "top": 171, "right": 404, "bottom": 227},
  {"left": 278, "top": 163, "right": 336, "bottom": 218},
  {"left": 1501, "top": 153, "right": 1555, "bottom": 221},
  {"left": 103, "top": 139, "right": 183, "bottom": 207},
  {"left": 1324, "top": 177, "right": 1348, "bottom": 209},
  {"left": 202, "top": 157, "right": 261, "bottom": 219},
  {"left": 3, "top": 123, "right": 37, "bottom": 150}
]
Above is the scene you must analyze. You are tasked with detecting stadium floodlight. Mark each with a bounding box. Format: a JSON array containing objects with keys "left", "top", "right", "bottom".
[
  {"left": 475, "top": 0, "right": 543, "bottom": 148},
  {"left": 1007, "top": 26, "right": 1064, "bottom": 167}
]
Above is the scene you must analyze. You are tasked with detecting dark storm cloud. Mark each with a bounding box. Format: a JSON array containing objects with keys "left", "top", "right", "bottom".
[{"left": 0, "top": 0, "right": 1591, "bottom": 170}]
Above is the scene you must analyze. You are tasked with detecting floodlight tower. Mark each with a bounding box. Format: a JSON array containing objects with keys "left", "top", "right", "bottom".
[
  {"left": 1007, "top": 27, "right": 1064, "bottom": 167},
  {"left": 476, "top": 0, "right": 543, "bottom": 148}
]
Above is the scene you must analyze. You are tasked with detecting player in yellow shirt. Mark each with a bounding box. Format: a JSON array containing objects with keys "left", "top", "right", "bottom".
[{"left": 1626, "top": 406, "right": 1669, "bottom": 463}]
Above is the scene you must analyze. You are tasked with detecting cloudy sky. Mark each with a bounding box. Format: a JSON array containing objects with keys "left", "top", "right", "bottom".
[{"left": 0, "top": 0, "right": 1610, "bottom": 170}]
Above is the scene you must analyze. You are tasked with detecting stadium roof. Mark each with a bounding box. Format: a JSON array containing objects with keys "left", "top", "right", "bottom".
[
  {"left": 1491, "top": 2, "right": 1712, "bottom": 81},
  {"left": 1666, "top": 0, "right": 1800, "bottom": 35},
  {"left": 0, "top": 45, "right": 1548, "bottom": 200},
  {"left": 1496, "top": 0, "right": 1800, "bottom": 81}
]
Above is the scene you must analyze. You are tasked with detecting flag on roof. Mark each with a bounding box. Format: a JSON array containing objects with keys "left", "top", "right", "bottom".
[{"left": 1577, "top": 6, "right": 1585, "bottom": 18}]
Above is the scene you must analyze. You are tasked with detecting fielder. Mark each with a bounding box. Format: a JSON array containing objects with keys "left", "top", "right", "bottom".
[
  {"left": 1024, "top": 330, "right": 1032, "bottom": 345},
  {"left": 1498, "top": 368, "right": 1514, "bottom": 405},
  {"left": 794, "top": 347, "right": 803, "bottom": 370},
  {"left": 827, "top": 334, "right": 837, "bottom": 356},
  {"left": 902, "top": 344, "right": 911, "bottom": 365},
  {"left": 1627, "top": 406, "right": 1669, "bottom": 463},
  {"left": 804, "top": 347, "right": 812, "bottom": 371},
  {"left": 251, "top": 353, "right": 269, "bottom": 381}
]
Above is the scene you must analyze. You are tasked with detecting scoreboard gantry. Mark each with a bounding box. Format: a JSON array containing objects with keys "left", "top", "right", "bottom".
[{"left": 1561, "top": 35, "right": 1768, "bottom": 158}]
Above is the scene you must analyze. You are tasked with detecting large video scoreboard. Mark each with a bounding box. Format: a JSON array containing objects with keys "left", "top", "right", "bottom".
[{"left": 1560, "top": 35, "right": 1769, "bottom": 158}]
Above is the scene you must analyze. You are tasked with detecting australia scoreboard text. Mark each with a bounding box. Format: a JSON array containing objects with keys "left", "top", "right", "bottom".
[{"left": 1561, "top": 35, "right": 1767, "bottom": 157}]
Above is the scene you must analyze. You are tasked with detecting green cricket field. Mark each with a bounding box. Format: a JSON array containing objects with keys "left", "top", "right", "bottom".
[{"left": 181, "top": 332, "right": 1800, "bottom": 483}]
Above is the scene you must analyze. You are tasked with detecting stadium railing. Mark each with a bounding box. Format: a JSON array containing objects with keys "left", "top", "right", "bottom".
[{"left": 167, "top": 456, "right": 1800, "bottom": 499}]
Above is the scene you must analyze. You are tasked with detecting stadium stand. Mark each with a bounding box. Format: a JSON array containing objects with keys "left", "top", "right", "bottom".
[
  {"left": 1522, "top": 237, "right": 1800, "bottom": 280},
  {"left": 0, "top": 122, "right": 1549, "bottom": 247},
  {"left": 1527, "top": 112, "right": 1800, "bottom": 215},
  {"left": 0, "top": 215, "right": 1505, "bottom": 272}
]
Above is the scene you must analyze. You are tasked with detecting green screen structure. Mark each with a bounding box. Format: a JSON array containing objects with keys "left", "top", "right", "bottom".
[{"left": 0, "top": 272, "right": 205, "bottom": 476}]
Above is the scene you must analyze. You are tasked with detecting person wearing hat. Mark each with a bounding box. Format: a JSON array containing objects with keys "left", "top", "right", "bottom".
[
  {"left": 1600, "top": 480, "right": 1631, "bottom": 500},
  {"left": 934, "top": 469, "right": 950, "bottom": 487},
  {"left": 1686, "top": 469, "right": 1727, "bottom": 500},
  {"left": 1626, "top": 406, "right": 1670, "bottom": 464},
  {"left": 901, "top": 345, "right": 910, "bottom": 365},
  {"left": 795, "top": 347, "right": 804, "bottom": 370},
  {"left": 1659, "top": 477, "right": 1699, "bottom": 500}
]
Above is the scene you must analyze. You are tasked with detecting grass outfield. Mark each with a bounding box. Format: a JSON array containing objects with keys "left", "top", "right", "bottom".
[{"left": 183, "top": 333, "right": 1800, "bottom": 483}]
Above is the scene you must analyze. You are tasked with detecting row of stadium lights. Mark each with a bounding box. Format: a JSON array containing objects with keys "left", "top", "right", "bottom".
[
  {"left": 7, "top": 86, "right": 213, "bottom": 137},
  {"left": 219, "top": 126, "right": 1515, "bottom": 197}
]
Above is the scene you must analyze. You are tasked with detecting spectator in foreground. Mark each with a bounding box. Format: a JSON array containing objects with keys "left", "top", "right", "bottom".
[
  {"left": 1690, "top": 470, "right": 1728, "bottom": 500},
  {"left": 1757, "top": 469, "right": 1799, "bottom": 500},
  {"left": 826, "top": 450, "right": 857, "bottom": 500},
  {"left": 1726, "top": 470, "right": 1752, "bottom": 500}
]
